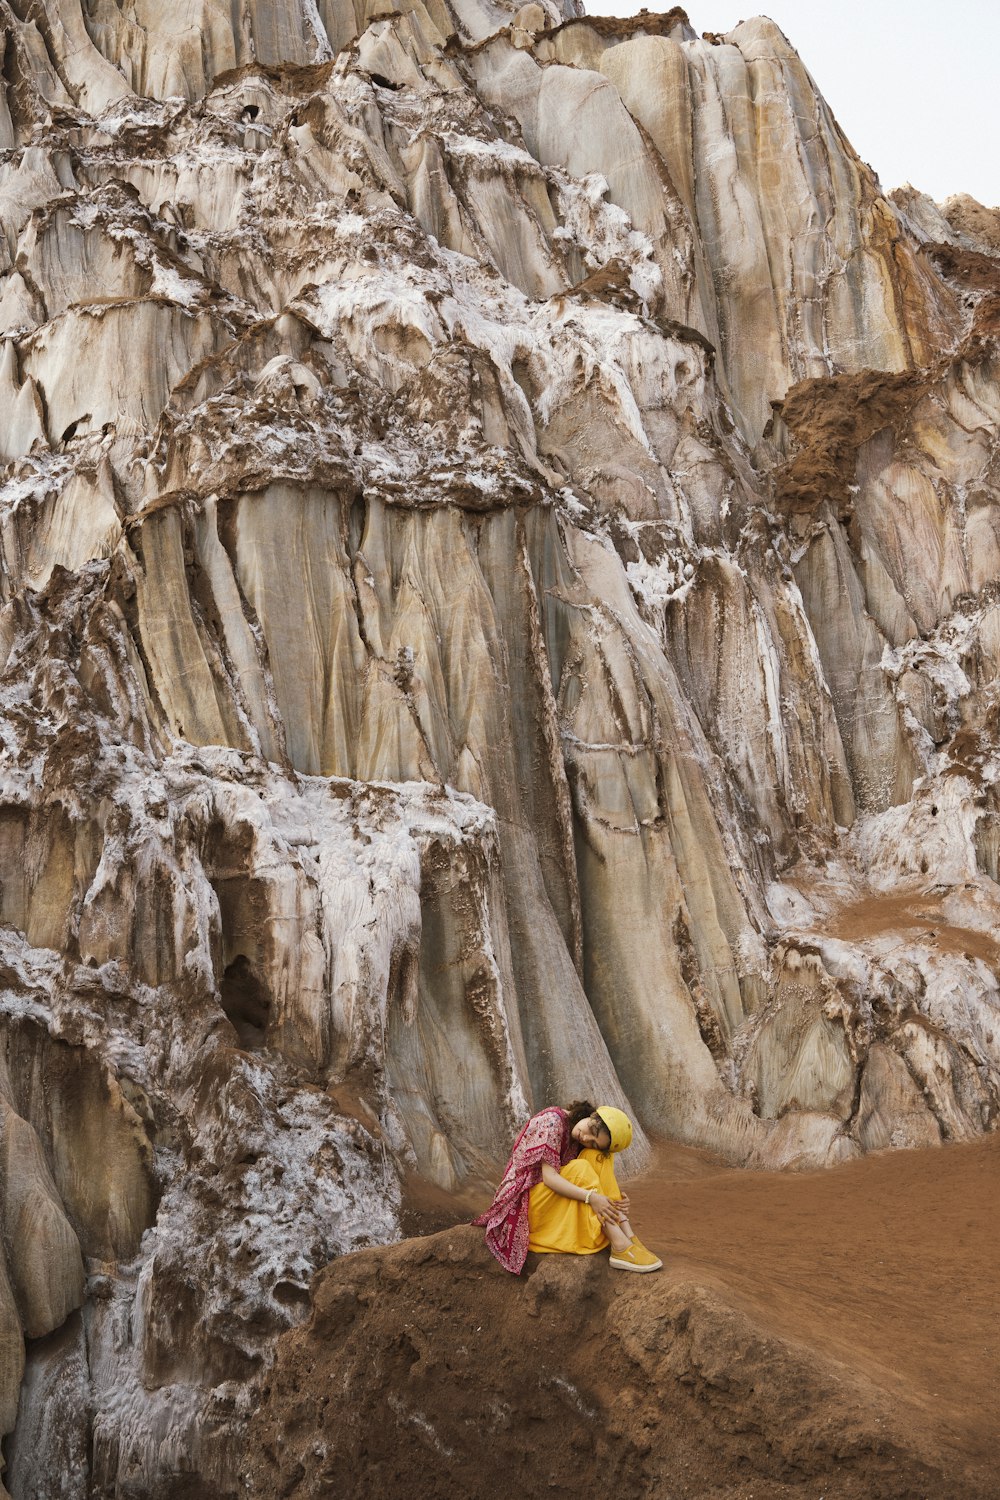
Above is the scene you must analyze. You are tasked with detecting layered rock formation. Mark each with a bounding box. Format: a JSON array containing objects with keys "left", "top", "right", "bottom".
[{"left": 0, "top": 0, "right": 999, "bottom": 1492}]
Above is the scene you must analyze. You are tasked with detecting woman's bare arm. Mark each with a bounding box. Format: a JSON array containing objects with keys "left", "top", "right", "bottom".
[{"left": 540, "top": 1163, "right": 588, "bottom": 1198}]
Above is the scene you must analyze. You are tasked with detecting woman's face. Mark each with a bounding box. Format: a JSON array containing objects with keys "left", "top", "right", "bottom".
[{"left": 572, "top": 1114, "right": 612, "bottom": 1151}]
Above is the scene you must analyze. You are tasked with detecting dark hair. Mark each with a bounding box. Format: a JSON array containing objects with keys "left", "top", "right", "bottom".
[{"left": 564, "top": 1099, "right": 612, "bottom": 1152}]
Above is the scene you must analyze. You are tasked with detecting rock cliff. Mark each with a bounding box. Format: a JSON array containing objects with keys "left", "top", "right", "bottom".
[{"left": 0, "top": 0, "right": 999, "bottom": 1492}]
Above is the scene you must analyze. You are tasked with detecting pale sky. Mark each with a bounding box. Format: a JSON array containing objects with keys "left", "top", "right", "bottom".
[{"left": 584, "top": 0, "right": 1000, "bottom": 207}]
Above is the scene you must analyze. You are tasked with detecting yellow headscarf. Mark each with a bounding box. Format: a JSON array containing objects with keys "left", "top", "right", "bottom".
[{"left": 595, "top": 1105, "right": 632, "bottom": 1153}]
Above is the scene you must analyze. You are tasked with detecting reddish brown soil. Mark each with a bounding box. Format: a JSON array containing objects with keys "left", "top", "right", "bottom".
[
  {"left": 927, "top": 242, "right": 1000, "bottom": 295},
  {"left": 549, "top": 7, "right": 692, "bottom": 40},
  {"left": 942, "top": 198, "right": 1000, "bottom": 256},
  {"left": 771, "top": 368, "right": 931, "bottom": 517},
  {"left": 628, "top": 1136, "right": 1000, "bottom": 1476},
  {"left": 820, "top": 889, "right": 1000, "bottom": 968},
  {"left": 242, "top": 1136, "right": 999, "bottom": 1500}
]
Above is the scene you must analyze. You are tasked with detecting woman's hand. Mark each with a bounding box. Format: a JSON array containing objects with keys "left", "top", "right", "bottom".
[{"left": 589, "top": 1192, "right": 626, "bottom": 1225}]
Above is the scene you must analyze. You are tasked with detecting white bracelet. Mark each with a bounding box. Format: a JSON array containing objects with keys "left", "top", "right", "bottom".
[{"left": 584, "top": 1189, "right": 593, "bottom": 1205}]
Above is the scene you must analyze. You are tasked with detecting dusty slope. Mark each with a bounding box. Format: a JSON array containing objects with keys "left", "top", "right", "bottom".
[{"left": 243, "top": 1136, "right": 1000, "bottom": 1499}]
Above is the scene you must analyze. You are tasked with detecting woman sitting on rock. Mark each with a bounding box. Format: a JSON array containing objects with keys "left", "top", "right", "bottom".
[{"left": 473, "top": 1101, "right": 662, "bottom": 1275}]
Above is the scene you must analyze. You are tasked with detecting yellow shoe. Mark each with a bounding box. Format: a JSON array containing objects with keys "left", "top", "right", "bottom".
[{"left": 609, "top": 1238, "right": 662, "bottom": 1273}]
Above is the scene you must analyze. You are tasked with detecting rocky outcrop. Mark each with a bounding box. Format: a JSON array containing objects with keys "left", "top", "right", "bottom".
[
  {"left": 1, "top": 0, "right": 999, "bottom": 1492},
  {"left": 531, "top": 15, "right": 958, "bottom": 440},
  {"left": 241, "top": 1214, "right": 998, "bottom": 1500}
]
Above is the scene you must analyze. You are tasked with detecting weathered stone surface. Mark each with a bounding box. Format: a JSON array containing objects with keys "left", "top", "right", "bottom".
[{"left": 0, "top": 0, "right": 998, "bottom": 1493}]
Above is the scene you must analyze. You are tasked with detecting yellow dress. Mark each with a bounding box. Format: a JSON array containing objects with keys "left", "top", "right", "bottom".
[{"left": 526, "top": 1147, "right": 622, "bottom": 1255}]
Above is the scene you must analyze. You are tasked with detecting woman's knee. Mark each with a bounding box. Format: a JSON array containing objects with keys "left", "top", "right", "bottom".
[
  {"left": 561, "top": 1158, "right": 601, "bottom": 1190},
  {"left": 599, "top": 1160, "right": 620, "bottom": 1197}
]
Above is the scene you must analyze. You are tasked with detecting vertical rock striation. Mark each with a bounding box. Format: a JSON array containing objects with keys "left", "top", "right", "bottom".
[{"left": 0, "top": 0, "right": 998, "bottom": 1492}]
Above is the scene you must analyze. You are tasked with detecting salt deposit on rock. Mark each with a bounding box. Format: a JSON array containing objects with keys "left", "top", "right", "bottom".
[{"left": 0, "top": 0, "right": 999, "bottom": 1492}]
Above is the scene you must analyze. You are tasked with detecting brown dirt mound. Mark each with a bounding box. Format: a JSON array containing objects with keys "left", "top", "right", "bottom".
[
  {"left": 241, "top": 1136, "right": 999, "bottom": 1500},
  {"left": 770, "top": 368, "right": 930, "bottom": 518},
  {"left": 941, "top": 196, "right": 1000, "bottom": 257},
  {"left": 549, "top": 8, "right": 693, "bottom": 41}
]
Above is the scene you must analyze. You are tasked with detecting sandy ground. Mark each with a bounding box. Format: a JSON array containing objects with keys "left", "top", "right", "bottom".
[
  {"left": 244, "top": 1135, "right": 1000, "bottom": 1500},
  {"left": 627, "top": 1133, "right": 1000, "bottom": 1478}
]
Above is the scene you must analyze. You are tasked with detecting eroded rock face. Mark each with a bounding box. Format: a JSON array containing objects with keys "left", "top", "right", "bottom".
[{"left": 0, "top": 0, "right": 999, "bottom": 1492}]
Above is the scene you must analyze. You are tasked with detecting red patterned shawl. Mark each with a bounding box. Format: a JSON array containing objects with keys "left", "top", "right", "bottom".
[{"left": 473, "top": 1107, "right": 576, "bottom": 1274}]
